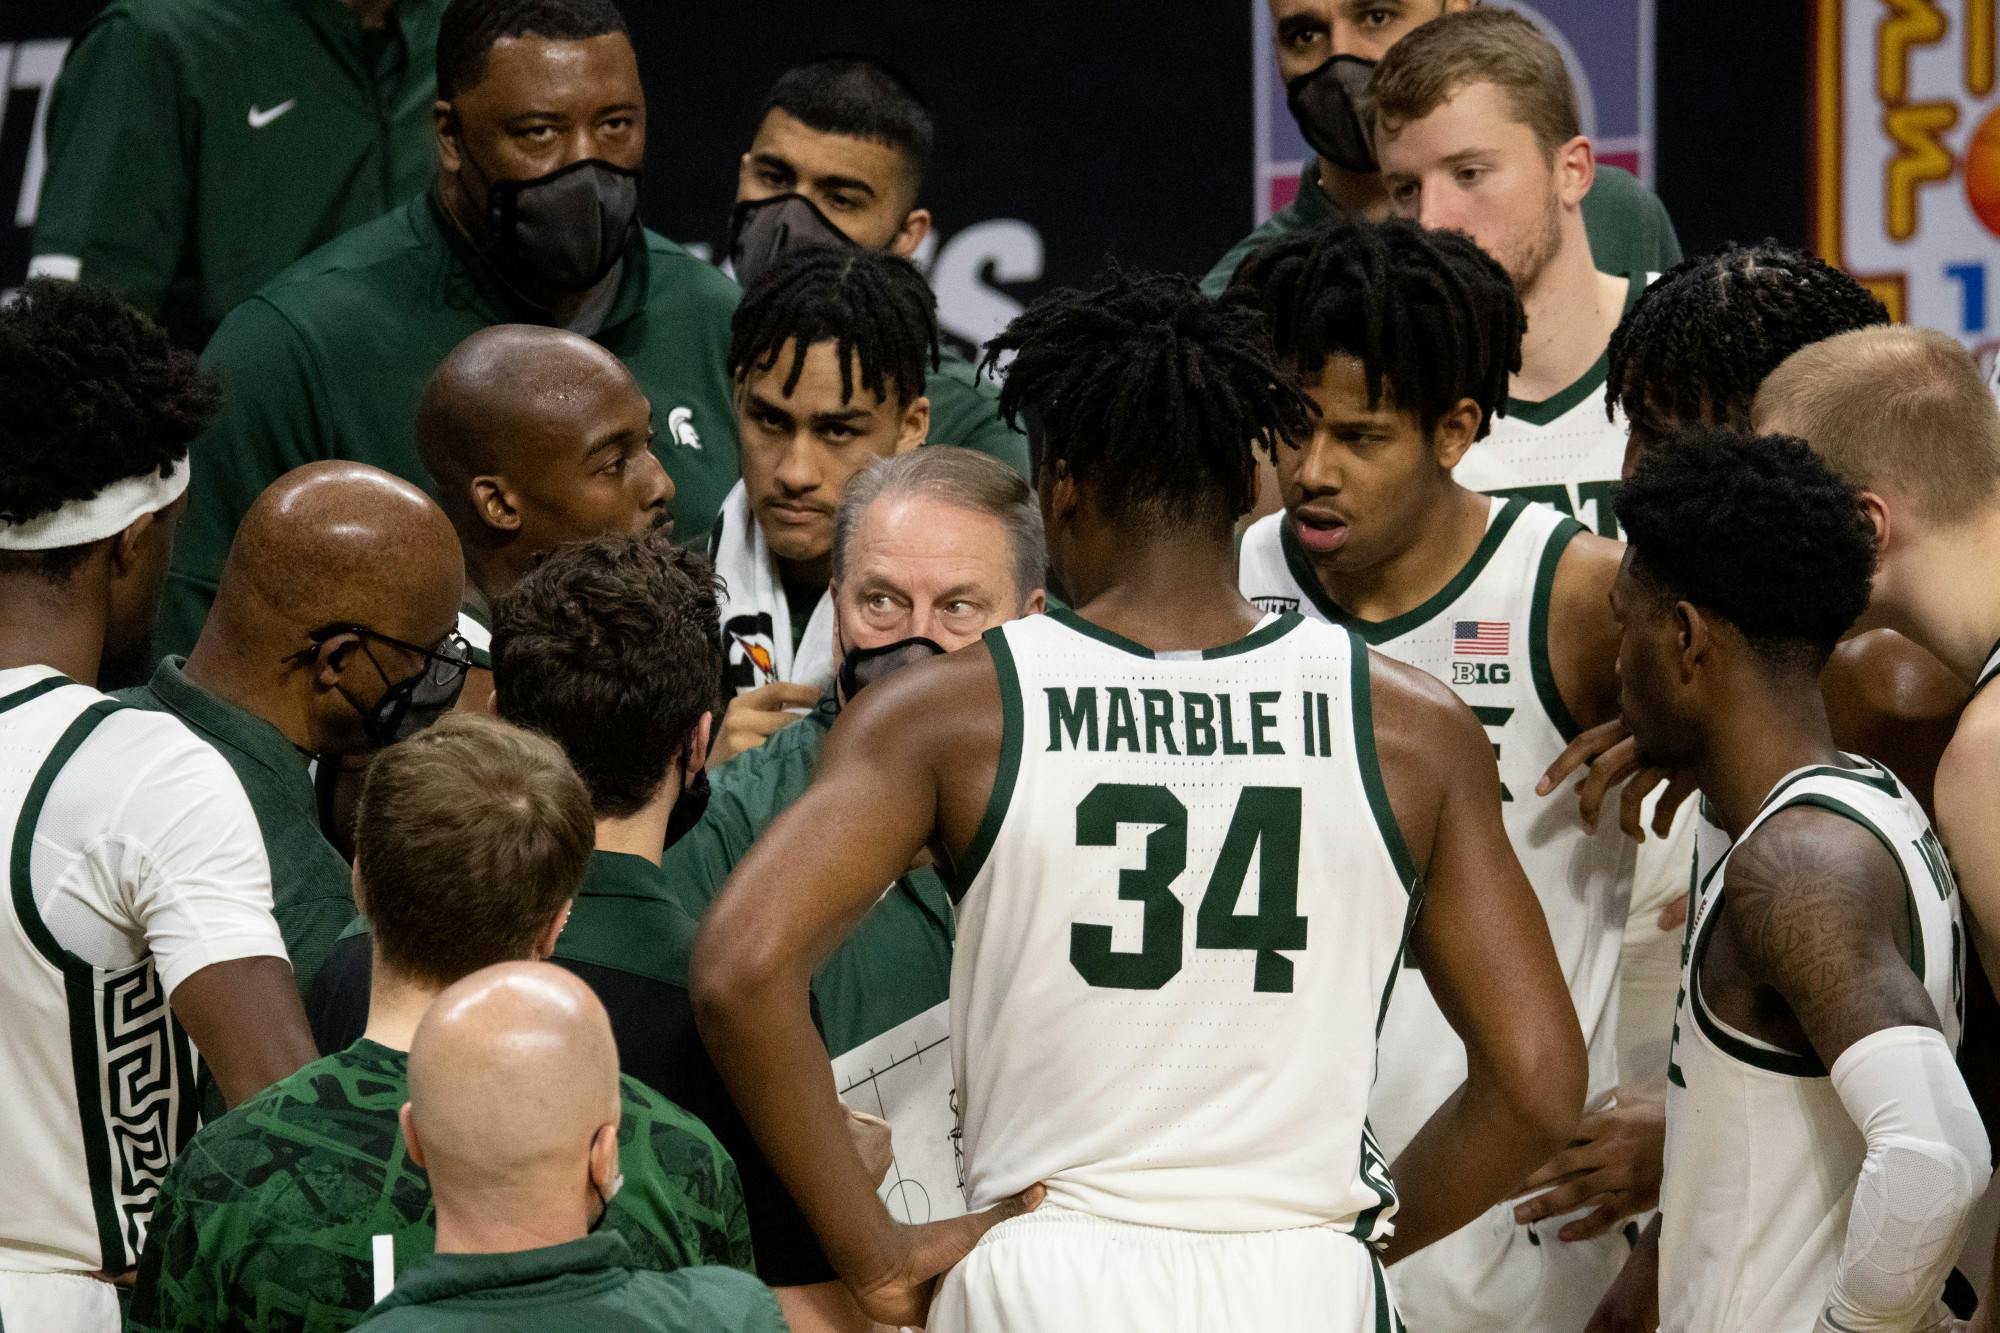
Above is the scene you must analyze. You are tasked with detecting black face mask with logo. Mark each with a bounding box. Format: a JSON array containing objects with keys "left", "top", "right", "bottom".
[
  {"left": 837, "top": 635, "right": 947, "bottom": 707},
  {"left": 473, "top": 154, "right": 643, "bottom": 294},
  {"left": 1286, "top": 54, "right": 1382, "bottom": 175},
  {"left": 726, "top": 193, "right": 857, "bottom": 291}
]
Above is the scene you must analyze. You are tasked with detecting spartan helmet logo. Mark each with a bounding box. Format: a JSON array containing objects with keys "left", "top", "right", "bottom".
[{"left": 667, "top": 406, "right": 702, "bottom": 450}]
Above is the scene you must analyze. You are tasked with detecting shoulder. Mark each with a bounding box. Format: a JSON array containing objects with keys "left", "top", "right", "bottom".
[
  {"left": 1547, "top": 528, "right": 1622, "bottom": 642},
  {"left": 69, "top": 0, "right": 257, "bottom": 56},
  {"left": 262, "top": 202, "right": 433, "bottom": 299},
  {"left": 1584, "top": 164, "right": 1672, "bottom": 224},
  {"left": 1724, "top": 802, "right": 1907, "bottom": 950},
  {"left": 1938, "top": 690, "right": 2000, "bottom": 821},
  {"left": 1364, "top": 645, "right": 1493, "bottom": 785},
  {"left": 640, "top": 230, "right": 742, "bottom": 316},
  {"left": 640, "top": 1265, "right": 787, "bottom": 1329},
  {"left": 1202, "top": 209, "right": 1295, "bottom": 297},
  {"left": 164, "top": 1056, "right": 334, "bottom": 1203},
  {"left": 64, "top": 705, "right": 251, "bottom": 813},
  {"left": 618, "top": 1074, "right": 728, "bottom": 1161}
]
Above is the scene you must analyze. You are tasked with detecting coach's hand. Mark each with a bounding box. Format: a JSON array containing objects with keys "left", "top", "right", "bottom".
[
  {"left": 713, "top": 681, "right": 822, "bottom": 764},
  {"left": 1587, "top": 1218, "right": 1661, "bottom": 1333},
  {"left": 1537, "top": 720, "right": 1695, "bottom": 842},
  {"left": 1515, "top": 1097, "right": 1665, "bottom": 1241},
  {"left": 853, "top": 1184, "right": 1045, "bottom": 1327}
]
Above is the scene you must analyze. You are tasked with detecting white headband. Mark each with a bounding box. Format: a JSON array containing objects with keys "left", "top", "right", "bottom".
[{"left": 0, "top": 461, "right": 191, "bottom": 552}]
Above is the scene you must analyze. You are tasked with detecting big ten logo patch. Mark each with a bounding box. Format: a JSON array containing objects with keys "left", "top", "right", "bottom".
[
  {"left": 723, "top": 612, "right": 779, "bottom": 695},
  {"left": 1452, "top": 661, "right": 1513, "bottom": 686}
]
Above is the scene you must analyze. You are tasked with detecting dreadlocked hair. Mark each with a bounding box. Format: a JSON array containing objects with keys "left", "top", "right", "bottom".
[
  {"left": 1607, "top": 241, "right": 1889, "bottom": 438},
  {"left": 436, "top": 0, "right": 628, "bottom": 100},
  {"left": 1228, "top": 217, "right": 1523, "bottom": 439},
  {"left": 727, "top": 245, "right": 939, "bottom": 407},
  {"left": 982, "top": 264, "right": 1313, "bottom": 530}
]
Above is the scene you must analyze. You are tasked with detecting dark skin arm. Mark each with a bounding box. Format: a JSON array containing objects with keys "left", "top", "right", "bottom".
[
  {"left": 169, "top": 956, "right": 318, "bottom": 1107},
  {"left": 1370, "top": 651, "right": 1588, "bottom": 1262},
  {"left": 691, "top": 647, "right": 1038, "bottom": 1328},
  {"left": 1547, "top": 530, "right": 1628, "bottom": 734}
]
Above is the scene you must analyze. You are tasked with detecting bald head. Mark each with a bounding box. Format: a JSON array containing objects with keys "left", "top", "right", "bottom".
[
  {"left": 416, "top": 328, "right": 670, "bottom": 578},
  {"left": 404, "top": 962, "right": 620, "bottom": 1214}
]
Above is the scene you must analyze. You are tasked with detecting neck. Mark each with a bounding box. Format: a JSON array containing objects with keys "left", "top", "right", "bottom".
[
  {"left": 0, "top": 574, "right": 106, "bottom": 686},
  {"left": 1312, "top": 158, "right": 1391, "bottom": 217},
  {"left": 1871, "top": 511, "right": 2000, "bottom": 683},
  {"left": 183, "top": 632, "right": 318, "bottom": 753},
  {"left": 361, "top": 956, "right": 442, "bottom": 1052},
  {"left": 1063, "top": 525, "right": 1262, "bottom": 652},
  {"left": 432, "top": 1184, "right": 591, "bottom": 1257},
  {"left": 1514, "top": 232, "right": 1625, "bottom": 403},
  {"left": 594, "top": 775, "right": 679, "bottom": 863},
  {"left": 778, "top": 551, "right": 832, "bottom": 595},
  {"left": 461, "top": 555, "right": 507, "bottom": 617},
  {"left": 1694, "top": 668, "right": 1844, "bottom": 838},
  {"left": 1311, "top": 484, "right": 1490, "bottom": 622},
  {"left": 341, "top": 0, "right": 397, "bottom": 28}
]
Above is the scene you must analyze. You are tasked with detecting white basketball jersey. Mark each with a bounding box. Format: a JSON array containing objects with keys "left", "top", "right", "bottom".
[
  {"left": 951, "top": 611, "right": 1418, "bottom": 1237},
  {"left": 1455, "top": 272, "right": 1652, "bottom": 539},
  {"left": 1240, "top": 495, "right": 1634, "bottom": 1160},
  {"left": 1660, "top": 761, "right": 1965, "bottom": 1333}
]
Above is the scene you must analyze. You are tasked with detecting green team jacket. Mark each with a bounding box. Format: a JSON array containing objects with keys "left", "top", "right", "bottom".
[
  {"left": 128, "top": 1040, "right": 754, "bottom": 1333},
  {"left": 923, "top": 349, "right": 1028, "bottom": 476},
  {"left": 117, "top": 657, "right": 353, "bottom": 997},
  {"left": 1201, "top": 162, "right": 1682, "bottom": 296},
  {"left": 32, "top": 0, "right": 445, "bottom": 342},
  {"left": 355, "top": 1234, "right": 785, "bottom": 1332},
  {"left": 159, "top": 193, "right": 745, "bottom": 661},
  {"left": 663, "top": 696, "right": 954, "bottom": 1058}
]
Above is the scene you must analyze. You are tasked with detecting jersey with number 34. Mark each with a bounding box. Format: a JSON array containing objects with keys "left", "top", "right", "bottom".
[{"left": 948, "top": 610, "right": 1418, "bottom": 1237}]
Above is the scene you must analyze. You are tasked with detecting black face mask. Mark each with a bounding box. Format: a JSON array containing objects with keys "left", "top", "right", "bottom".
[
  {"left": 1286, "top": 54, "right": 1381, "bottom": 175},
  {"left": 663, "top": 765, "right": 710, "bottom": 850},
  {"left": 727, "top": 193, "right": 857, "bottom": 292},
  {"left": 352, "top": 637, "right": 470, "bottom": 749},
  {"left": 477, "top": 155, "right": 642, "bottom": 294},
  {"left": 837, "top": 635, "right": 947, "bottom": 706}
]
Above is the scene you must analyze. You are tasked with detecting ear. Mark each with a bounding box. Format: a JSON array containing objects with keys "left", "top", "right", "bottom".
[
  {"left": 1674, "top": 600, "right": 1711, "bottom": 682},
  {"left": 1554, "top": 134, "right": 1595, "bottom": 208},
  {"left": 471, "top": 477, "right": 522, "bottom": 534},
  {"left": 1433, "top": 398, "right": 1484, "bottom": 470},
  {"left": 433, "top": 100, "right": 461, "bottom": 175},
  {"left": 1024, "top": 588, "right": 1048, "bottom": 616},
  {"left": 350, "top": 863, "right": 368, "bottom": 916},
  {"left": 1047, "top": 460, "right": 1081, "bottom": 527},
  {"left": 109, "top": 510, "right": 160, "bottom": 578},
  {"left": 1857, "top": 490, "right": 1892, "bottom": 554},
  {"left": 312, "top": 633, "right": 365, "bottom": 690},
  {"left": 400, "top": 1102, "right": 427, "bottom": 1170},
  {"left": 534, "top": 901, "right": 573, "bottom": 960},
  {"left": 896, "top": 395, "right": 930, "bottom": 453},
  {"left": 889, "top": 208, "right": 933, "bottom": 259},
  {"left": 685, "top": 712, "right": 714, "bottom": 778},
  {"left": 588, "top": 1120, "right": 620, "bottom": 1194}
]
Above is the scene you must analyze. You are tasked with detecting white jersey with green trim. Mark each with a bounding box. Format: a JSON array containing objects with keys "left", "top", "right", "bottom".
[
  {"left": 0, "top": 666, "right": 284, "bottom": 1276},
  {"left": 1977, "top": 637, "right": 2000, "bottom": 695},
  {"left": 949, "top": 610, "right": 1418, "bottom": 1237},
  {"left": 1455, "top": 271, "right": 1654, "bottom": 539},
  {"left": 1660, "top": 759, "right": 1965, "bottom": 1333},
  {"left": 1239, "top": 494, "right": 1635, "bottom": 1158}
]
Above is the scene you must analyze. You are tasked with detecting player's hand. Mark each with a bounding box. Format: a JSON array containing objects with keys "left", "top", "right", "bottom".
[
  {"left": 713, "top": 682, "right": 822, "bottom": 765},
  {"left": 852, "top": 1184, "right": 1045, "bottom": 1327},
  {"left": 846, "top": 1107, "right": 895, "bottom": 1186},
  {"left": 1585, "top": 1228, "right": 1661, "bottom": 1333},
  {"left": 1536, "top": 721, "right": 1692, "bottom": 841},
  {"left": 1514, "top": 1097, "right": 1665, "bottom": 1241}
]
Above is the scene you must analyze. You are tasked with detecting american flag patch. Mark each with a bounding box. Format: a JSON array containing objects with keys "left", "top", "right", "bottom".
[{"left": 1454, "top": 620, "right": 1510, "bottom": 656}]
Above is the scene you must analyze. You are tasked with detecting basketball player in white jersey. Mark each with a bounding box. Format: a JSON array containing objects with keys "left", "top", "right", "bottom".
[
  {"left": 0, "top": 280, "right": 317, "bottom": 1329},
  {"left": 1605, "top": 430, "right": 1989, "bottom": 1332},
  {"left": 1369, "top": 8, "right": 1648, "bottom": 540},
  {"left": 693, "top": 266, "right": 1587, "bottom": 1331},
  {"left": 1755, "top": 326, "right": 2000, "bottom": 1326},
  {"left": 1231, "top": 216, "right": 1635, "bottom": 1329}
]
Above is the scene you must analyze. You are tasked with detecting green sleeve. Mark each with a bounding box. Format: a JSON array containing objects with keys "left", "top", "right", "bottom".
[
  {"left": 161, "top": 298, "right": 334, "bottom": 658},
  {"left": 30, "top": 9, "right": 191, "bottom": 316},
  {"left": 609, "top": 1077, "right": 757, "bottom": 1272},
  {"left": 662, "top": 1267, "right": 792, "bottom": 1332}
]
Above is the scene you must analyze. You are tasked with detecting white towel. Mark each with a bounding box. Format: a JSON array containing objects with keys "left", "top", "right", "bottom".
[{"left": 710, "top": 480, "right": 837, "bottom": 699}]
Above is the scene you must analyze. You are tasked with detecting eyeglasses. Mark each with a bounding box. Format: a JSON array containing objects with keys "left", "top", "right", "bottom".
[{"left": 286, "top": 623, "right": 472, "bottom": 688}]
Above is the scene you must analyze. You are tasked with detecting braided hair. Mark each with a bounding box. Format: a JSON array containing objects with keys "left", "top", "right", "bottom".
[
  {"left": 436, "top": 0, "right": 628, "bottom": 100},
  {"left": 1607, "top": 241, "right": 1889, "bottom": 439},
  {"left": 1228, "top": 217, "right": 1524, "bottom": 439},
  {"left": 727, "top": 245, "right": 940, "bottom": 406},
  {"left": 981, "top": 265, "right": 1312, "bottom": 530}
]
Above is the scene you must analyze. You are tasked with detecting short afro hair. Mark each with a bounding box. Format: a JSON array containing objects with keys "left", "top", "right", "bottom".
[
  {"left": 1228, "top": 217, "right": 1524, "bottom": 439},
  {"left": 436, "top": 0, "right": 628, "bottom": 101},
  {"left": 1607, "top": 242, "right": 1889, "bottom": 442},
  {"left": 1615, "top": 429, "right": 1876, "bottom": 672},
  {"left": 492, "top": 530, "right": 722, "bottom": 819},
  {"left": 761, "top": 54, "right": 933, "bottom": 189},
  {"left": 0, "top": 277, "right": 217, "bottom": 529}
]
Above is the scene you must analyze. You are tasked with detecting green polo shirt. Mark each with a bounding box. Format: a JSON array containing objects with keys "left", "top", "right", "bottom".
[
  {"left": 664, "top": 698, "right": 953, "bottom": 1057},
  {"left": 32, "top": 0, "right": 444, "bottom": 342},
  {"left": 356, "top": 1233, "right": 786, "bottom": 1332},
  {"left": 1200, "top": 161, "right": 1682, "bottom": 296},
  {"left": 925, "top": 349, "right": 1029, "bottom": 476},
  {"left": 159, "top": 192, "right": 743, "bottom": 660},
  {"left": 116, "top": 656, "right": 352, "bottom": 996}
]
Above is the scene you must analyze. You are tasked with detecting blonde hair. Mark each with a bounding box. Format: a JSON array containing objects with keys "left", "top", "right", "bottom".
[{"left": 1366, "top": 8, "right": 1581, "bottom": 156}]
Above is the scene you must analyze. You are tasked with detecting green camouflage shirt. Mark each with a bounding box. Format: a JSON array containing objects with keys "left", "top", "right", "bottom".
[{"left": 128, "top": 1040, "right": 752, "bottom": 1333}]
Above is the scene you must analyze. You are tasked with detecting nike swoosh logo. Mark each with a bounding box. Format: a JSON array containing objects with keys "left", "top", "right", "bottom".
[{"left": 247, "top": 100, "right": 297, "bottom": 129}]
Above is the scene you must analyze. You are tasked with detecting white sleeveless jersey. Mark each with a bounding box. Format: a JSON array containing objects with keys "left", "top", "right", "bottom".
[
  {"left": 1455, "top": 272, "right": 1652, "bottom": 539},
  {"left": 1240, "top": 495, "right": 1634, "bottom": 1158},
  {"left": 951, "top": 611, "right": 1419, "bottom": 1237},
  {"left": 1977, "top": 637, "right": 2000, "bottom": 694},
  {"left": 1660, "top": 761, "right": 1965, "bottom": 1333},
  {"left": 0, "top": 666, "right": 283, "bottom": 1274}
]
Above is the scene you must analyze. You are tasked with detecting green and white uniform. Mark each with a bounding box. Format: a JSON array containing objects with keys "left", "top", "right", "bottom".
[
  {"left": 1239, "top": 497, "right": 1637, "bottom": 1330},
  {"left": 934, "top": 610, "right": 1414, "bottom": 1331},
  {"left": 1456, "top": 273, "right": 1651, "bottom": 539},
  {"left": 1660, "top": 760, "right": 1965, "bottom": 1333},
  {"left": 1977, "top": 639, "right": 2000, "bottom": 695},
  {"left": 0, "top": 667, "right": 285, "bottom": 1330}
]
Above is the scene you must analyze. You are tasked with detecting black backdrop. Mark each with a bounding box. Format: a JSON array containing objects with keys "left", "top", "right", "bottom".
[{"left": 1, "top": 1, "right": 1813, "bottom": 334}]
